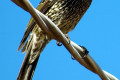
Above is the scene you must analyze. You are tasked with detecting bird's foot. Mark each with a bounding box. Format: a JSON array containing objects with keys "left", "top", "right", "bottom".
[
  {"left": 65, "top": 34, "right": 70, "bottom": 44},
  {"left": 71, "top": 55, "right": 76, "bottom": 60},
  {"left": 71, "top": 46, "right": 89, "bottom": 60},
  {"left": 80, "top": 45, "right": 89, "bottom": 58},
  {"left": 56, "top": 41, "right": 62, "bottom": 46},
  {"left": 56, "top": 34, "right": 70, "bottom": 46}
]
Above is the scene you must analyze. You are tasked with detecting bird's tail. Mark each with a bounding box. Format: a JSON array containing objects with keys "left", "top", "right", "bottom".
[
  {"left": 17, "top": 50, "right": 40, "bottom": 80},
  {"left": 17, "top": 24, "right": 50, "bottom": 80}
]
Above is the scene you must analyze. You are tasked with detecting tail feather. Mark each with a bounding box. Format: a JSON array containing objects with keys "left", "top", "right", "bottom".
[
  {"left": 17, "top": 25, "right": 50, "bottom": 80},
  {"left": 17, "top": 0, "right": 56, "bottom": 51},
  {"left": 21, "top": 41, "right": 28, "bottom": 53},
  {"left": 17, "top": 47, "right": 40, "bottom": 80},
  {"left": 18, "top": 20, "right": 36, "bottom": 51},
  {"left": 17, "top": 1, "right": 57, "bottom": 79}
]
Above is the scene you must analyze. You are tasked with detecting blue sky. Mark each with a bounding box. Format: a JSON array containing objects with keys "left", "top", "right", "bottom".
[{"left": 0, "top": 0, "right": 120, "bottom": 80}]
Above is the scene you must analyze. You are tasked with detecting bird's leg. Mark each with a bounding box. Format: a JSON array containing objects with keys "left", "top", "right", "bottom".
[
  {"left": 65, "top": 34, "right": 70, "bottom": 44},
  {"left": 65, "top": 34, "right": 76, "bottom": 60},
  {"left": 71, "top": 45, "right": 89, "bottom": 60},
  {"left": 64, "top": 34, "right": 76, "bottom": 60},
  {"left": 56, "top": 34, "right": 70, "bottom": 46},
  {"left": 56, "top": 41, "right": 62, "bottom": 46},
  {"left": 71, "top": 55, "right": 76, "bottom": 60},
  {"left": 80, "top": 45, "right": 89, "bottom": 58}
]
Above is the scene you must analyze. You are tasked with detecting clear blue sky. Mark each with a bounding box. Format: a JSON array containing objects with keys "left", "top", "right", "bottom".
[{"left": 0, "top": 0, "right": 120, "bottom": 80}]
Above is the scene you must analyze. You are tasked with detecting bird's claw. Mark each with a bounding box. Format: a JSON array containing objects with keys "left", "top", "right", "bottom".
[
  {"left": 56, "top": 41, "right": 62, "bottom": 46},
  {"left": 71, "top": 56, "right": 76, "bottom": 60},
  {"left": 56, "top": 34, "right": 70, "bottom": 46},
  {"left": 71, "top": 46, "right": 89, "bottom": 60},
  {"left": 80, "top": 45, "right": 89, "bottom": 58},
  {"left": 65, "top": 34, "right": 70, "bottom": 44}
]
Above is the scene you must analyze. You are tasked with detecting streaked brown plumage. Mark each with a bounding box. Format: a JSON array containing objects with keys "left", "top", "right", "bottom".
[{"left": 17, "top": 0, "right": 92, "bottom": 80}]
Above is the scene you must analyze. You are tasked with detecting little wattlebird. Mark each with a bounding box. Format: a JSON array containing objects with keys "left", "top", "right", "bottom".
[{"left": 17, "top": 0, "right": 92, "bottom": 80}]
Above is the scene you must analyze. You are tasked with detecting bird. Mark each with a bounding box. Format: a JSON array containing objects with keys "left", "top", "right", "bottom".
[{"left": 17, "top": 0, "right": 92, "bottom": 80}]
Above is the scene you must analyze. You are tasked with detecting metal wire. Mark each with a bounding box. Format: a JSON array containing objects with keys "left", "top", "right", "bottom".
[{"left": 11, "top": 0, "right": 118, "bottom": 80}]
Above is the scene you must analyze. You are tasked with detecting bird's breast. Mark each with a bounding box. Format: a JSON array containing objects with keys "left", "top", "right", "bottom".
[{"left": 45, "top": 0, "right": 92, "bottom": 33}]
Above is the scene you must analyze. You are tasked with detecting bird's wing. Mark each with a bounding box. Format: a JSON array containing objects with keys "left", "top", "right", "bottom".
[
  {"left": 18, "top": 0, "right": 57, "bottom": 51},
  {"left": 17, "top": 0, "right": 57, "bottom": 80}
]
